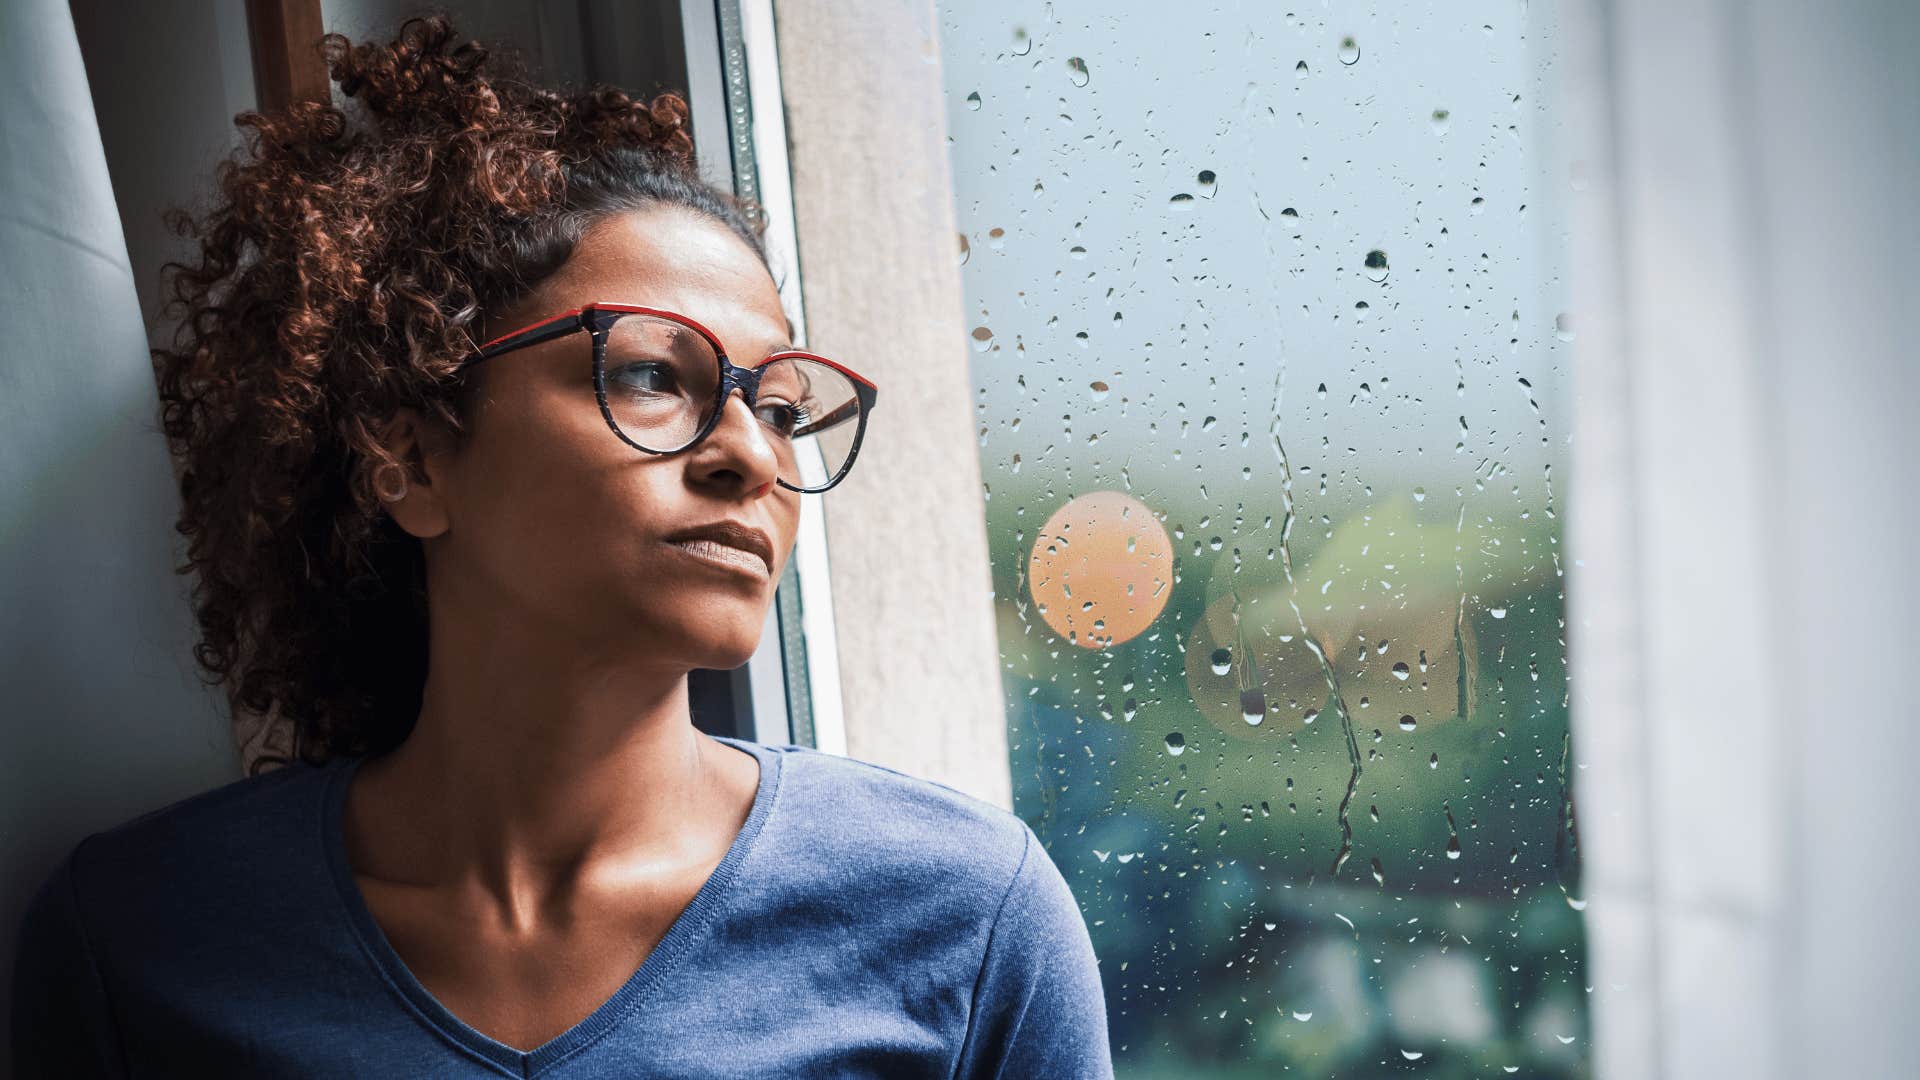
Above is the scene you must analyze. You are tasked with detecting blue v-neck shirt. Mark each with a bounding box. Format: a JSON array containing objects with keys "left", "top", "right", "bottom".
[{"left": 10, "top": 736, "right": 1113, "bottom": 1078}]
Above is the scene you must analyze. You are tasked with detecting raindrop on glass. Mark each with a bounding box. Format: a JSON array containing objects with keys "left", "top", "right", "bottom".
[
  {"left": 1364, "top": 249, "right": 1389, "bottom": 283},
  {"left": 1209, "top": 647, "right": 1232, "bottom": 675},
  {"left": 1066, "top": 56, "right": 1090, "bottom": 87},
  {"left": 1391, "top": 661, "right": 1411, "bottom": 681},
  {"left": 970, "top": 326, "right": 994, "bottom": 352},
  {"left": 966, "top": 91, "right": 982, "bottom": 110},
  {"left": 1338, "top": 36, "right": 1361, "bottom": 65},
  {"left": 1430, "top": 107, "right": 1451, "bottom": 134},
  {"left": 1398, "top": 714, "right": 1417, "bottom": 731},
  {"left": 1089, "top": 380, "right": 1110, "bottom": 401},
  {"left": 1240, "top": 689, "right": 1266, "bottom": 726},
  {"left": 1164, "top": 731, "right": 1187, "bottom": 756}
]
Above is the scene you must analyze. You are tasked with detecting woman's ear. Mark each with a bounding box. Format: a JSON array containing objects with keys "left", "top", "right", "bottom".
[{"left": 371, "top": 406, "right": 457, "bottom": 540}]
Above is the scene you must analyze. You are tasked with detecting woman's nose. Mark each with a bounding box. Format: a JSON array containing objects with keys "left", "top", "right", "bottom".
[{"left": 688, "top": 385, "right": 783, "bottom": 490}]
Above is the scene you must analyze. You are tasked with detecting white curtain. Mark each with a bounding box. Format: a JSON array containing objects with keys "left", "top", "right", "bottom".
[
  {"left": 0, "top": 1, "right": 237, "bottom": 1063},
  {"left": 1565, "top": 1, "right": 1920, "bottom": 1077}
]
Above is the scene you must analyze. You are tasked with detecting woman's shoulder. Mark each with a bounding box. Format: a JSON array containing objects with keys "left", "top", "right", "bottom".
[
  {"left": 16, "top": 760, "right": 341, "bottom": 975},
  {"left": 92, "top": 757, "right": 330, "bottom": 843},
  {"left": 754, "top": 742, "right": 1041, "bottom": 901},
  {"left": 768, "top": 742, "right": 1033, "bottom": 843},
  {"left": 54, "top": 759, "right": 337, "bottom": 898}
]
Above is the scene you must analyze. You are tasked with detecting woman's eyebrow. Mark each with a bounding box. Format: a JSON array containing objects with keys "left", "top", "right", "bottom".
[{"left": 756, "top": 314, "right": 799, "bottom": 354}]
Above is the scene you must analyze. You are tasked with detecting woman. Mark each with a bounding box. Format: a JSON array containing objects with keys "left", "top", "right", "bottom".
[{"left": 10, "top": 16, "right": 1111, "bottom": 1078}]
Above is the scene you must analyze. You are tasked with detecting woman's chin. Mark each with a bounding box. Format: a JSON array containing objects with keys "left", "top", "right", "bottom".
[{"left": 669, "top": 625, "right": 765, "bottom": 671}]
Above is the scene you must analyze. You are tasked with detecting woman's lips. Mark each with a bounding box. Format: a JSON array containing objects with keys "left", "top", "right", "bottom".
[{"left": 666, "top": 538, "right": 770, "bottom": 579}]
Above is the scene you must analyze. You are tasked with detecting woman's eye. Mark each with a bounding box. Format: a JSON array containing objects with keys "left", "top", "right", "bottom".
[
  {"left": 757, "top": 401, "right": 809, "bottom": 437},
  {"left": 610, "top": 362, "right": 676, "bottom": 393}
]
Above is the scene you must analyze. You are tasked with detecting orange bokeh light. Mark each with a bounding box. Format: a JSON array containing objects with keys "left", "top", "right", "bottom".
[{"left": 1027, "top": 491, "right": 1174, "bottom": 648}]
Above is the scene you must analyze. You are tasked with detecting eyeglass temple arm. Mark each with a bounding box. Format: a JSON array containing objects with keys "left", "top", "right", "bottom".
[
  {"left": 790, "top": 379, "right": 876, "bottom": 437},
  {"left": 794, "top": 397, "right": 865, "bottom": 439},
  {"left": 466, "top": 310, "right": 591, "bottom": 366}
]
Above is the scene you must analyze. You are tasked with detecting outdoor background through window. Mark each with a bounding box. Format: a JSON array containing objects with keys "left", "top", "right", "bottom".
[{"left": 938, "top": 2, "right": 1587, "bottom": 1075}]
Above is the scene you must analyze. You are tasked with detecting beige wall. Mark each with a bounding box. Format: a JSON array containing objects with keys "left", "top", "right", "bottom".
[{"left": 772, "top": 0, "right": 1009, "bottom": 809}]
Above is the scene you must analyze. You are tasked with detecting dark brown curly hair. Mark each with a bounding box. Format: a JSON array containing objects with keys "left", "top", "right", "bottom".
[{"left": 152, "top": 15, "right": 771, "bottom": 774}]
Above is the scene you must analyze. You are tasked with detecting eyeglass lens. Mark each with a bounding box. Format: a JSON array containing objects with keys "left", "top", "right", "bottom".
[{"left": 602, "top": 314, "right": 863, "bottom": 490}]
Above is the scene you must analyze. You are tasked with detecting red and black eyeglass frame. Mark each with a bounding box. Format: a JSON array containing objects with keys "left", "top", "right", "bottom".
[{"left": 459, "top": 302, "right": 878, "bottom": 494}]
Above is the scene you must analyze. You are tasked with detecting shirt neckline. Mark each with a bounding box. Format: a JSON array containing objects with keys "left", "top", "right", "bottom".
[{"left": 319, "top": 734, "right": 783, "bottom": 1077}]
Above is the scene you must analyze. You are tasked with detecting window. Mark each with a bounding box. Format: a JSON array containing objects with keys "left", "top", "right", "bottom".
[{"left": 939, "top": 3, "right": 1588, "bottom": 1073}]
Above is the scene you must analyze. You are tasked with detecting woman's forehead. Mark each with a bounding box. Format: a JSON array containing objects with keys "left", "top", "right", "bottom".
[{"left": 566, "top": 209, "right": 788, "bottom": 350}]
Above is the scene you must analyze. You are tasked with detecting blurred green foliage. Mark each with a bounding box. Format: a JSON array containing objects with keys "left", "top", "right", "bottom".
[{"left": 986, "top": 479, "right": 1589, "bottom": 1078}]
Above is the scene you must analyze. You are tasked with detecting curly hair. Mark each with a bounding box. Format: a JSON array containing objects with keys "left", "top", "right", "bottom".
[{"left": 152, "top": 15, "right": 771, "bottom": 774}]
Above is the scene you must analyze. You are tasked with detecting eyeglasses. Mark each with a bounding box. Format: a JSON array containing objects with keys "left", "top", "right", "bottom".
[{"left": 458, "top": 302, "right": 877, "bottom": 494}]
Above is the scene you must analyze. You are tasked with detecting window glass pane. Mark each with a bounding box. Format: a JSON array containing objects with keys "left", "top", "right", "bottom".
[{"left": 938, "top": 3, "right": 1587, "bottom": 1075}]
